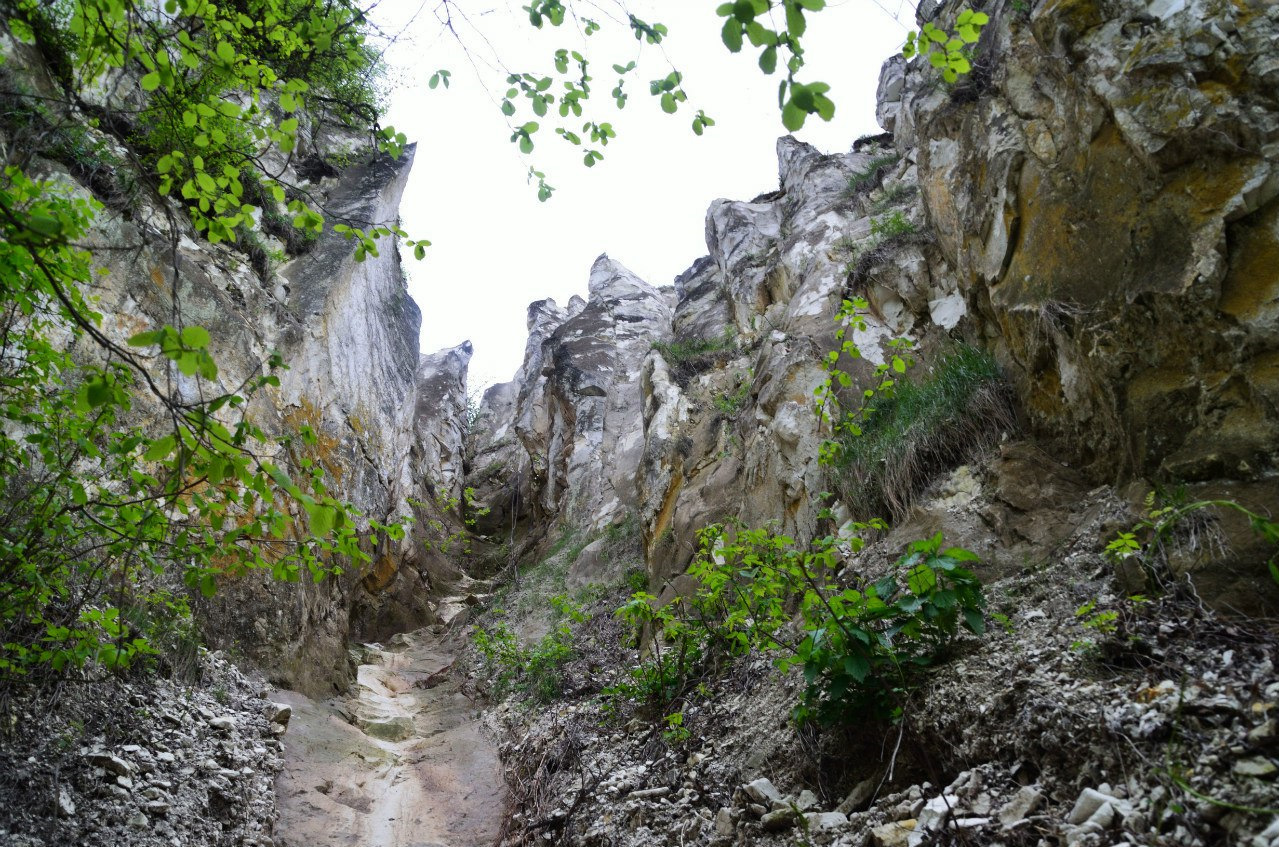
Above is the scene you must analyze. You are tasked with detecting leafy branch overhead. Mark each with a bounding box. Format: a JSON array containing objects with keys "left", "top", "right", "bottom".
[
  {"left": 903, "top": 8, "right": 990, "bottom": 83},
  {"left": 0, "top": 0, "right": 413, "bottom": 684},
  {"left": 716, "top": 0, "right": 834, "bottom": 132}
]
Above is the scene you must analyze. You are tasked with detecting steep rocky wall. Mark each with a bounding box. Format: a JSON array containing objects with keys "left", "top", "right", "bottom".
[
  {"left": 469, "top": 258, "right": 676, "bottom": 542},
  {"left": 886, "top": 0, "right": 1279, "bottom": 482},
  {"left": 467, "top": 0, "right": 1279, "bottom": 613},
  {"left": 469, "top": 135, "right": 958, "bottom": 589},
  {"left": 79, "top": 145, "right": 454, "bottom": 693},
  {"left": 881, "top": 0, "right": 1279, "bottom": 609},
  {"left": 0, "top": 22, "right": 467, "bottom": 691}
]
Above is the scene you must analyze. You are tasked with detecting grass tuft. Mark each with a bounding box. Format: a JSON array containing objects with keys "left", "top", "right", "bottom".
[
  {"left": 846, "top": 153, "right": 901, "bottom": 197},
  {"left": 652, "top": 328, "right": 736, "bottom": 387},
  {"left": 831, "top": 344, "right": 1016, "bottom": 520}
]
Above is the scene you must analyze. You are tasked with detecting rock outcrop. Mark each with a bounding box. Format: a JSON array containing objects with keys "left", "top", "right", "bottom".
[
  {"left": 894, "top": 0, "right": 1279, "bottom": 485},
  {"left": 885, "top": 0, "right": 1279, "bottom": 611},
  {"left": 468, "top": 0, "right": 1279, "bottom": 615},
  {"left": 470, "top": 257, "right": 674, "bottom": 540}
]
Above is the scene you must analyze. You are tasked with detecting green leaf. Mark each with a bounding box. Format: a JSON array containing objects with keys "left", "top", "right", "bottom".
[
  {"left": 963, "top": 608, "right": 986, "bottom": 634},
  {"left": 27, "top": 214, "right": 63, "bottom": 237},
  {"left": 721, "top": 18, "right": 743, "bottom": 52},
  {"left": 85, "top": 376, "right": 111, "bottom": 407},
  {"left": 144, "top": 435, "right": 176, "bottom": 461},
  {"left": 759, "top": 45, "right": 777, "bottom": 74},
  {"left": 785, "top": 2, "right": 806, "bottom": 38},
  {"left": 782, "top": 100, "right": 806, "bottom": 131},
  {"left": 9, "top": 18, "right": 35, "bottom": 44},
  {"left": 308, "top": 504, "right": 336, "bottom": 537},
  {"left": 661, "top": 92, "right": 677, "bottom": 114},
  {"left": 141, "top": 72, "right": 161, "bottom": 91},
  {"left": 842, "top": 652, "right": 870, "bottom": 682},
  {"left": 181, "top": 326, "right": 211, "bottom": 348}
]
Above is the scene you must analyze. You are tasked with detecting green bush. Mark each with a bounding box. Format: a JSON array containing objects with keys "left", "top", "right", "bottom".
[
  {"left": 712, "top": 373, "right": 751, "bottom": 418},
  {"left": 607, "top": 524, "right": 986, "bottom": 725},
  {"left": 832, "top": 211, "right": 924, "bottom": 282},
  {"left": 785, "top": 533, "right": 985, "bottom": 724},
  {"left": 869, "top": 183, "right": 916, "bottom": 215},
  {"left": 471, "top": 595, "right": 586, "bottom": 703}
]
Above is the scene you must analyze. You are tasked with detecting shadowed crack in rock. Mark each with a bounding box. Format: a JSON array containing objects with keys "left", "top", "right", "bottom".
[{"left": 273, "top": 618, "right": 504, "bottom": 847}]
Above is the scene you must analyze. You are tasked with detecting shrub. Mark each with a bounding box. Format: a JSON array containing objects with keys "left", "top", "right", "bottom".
[
  {"left": 869, "top": 183, "right": 916, "bottom": 215},
  {"left": 712, "top": 373, "right": 751, "bottom": 419},
  {"left": 607, "top": 524, "right": 985, "bottom": 725},
  {"left": 471, "top": 595, "right": 586, "bottom": 703},
  {"left": 652, "top": 328, "right": 737, "bottom": 386},
  {"left": 833, "top": 211, "right": 926, "bottom": 283},
  {"left": 651, "top": 329, "right": 735, "bottom": 365},
  {"left": 1104, "top": 492, "right": 1279, "bottom": 590}
]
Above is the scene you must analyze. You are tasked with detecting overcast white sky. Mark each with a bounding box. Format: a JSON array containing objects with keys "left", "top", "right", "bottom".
[{"left": 372, "top": 0, "right": 915, "bottom": 390}]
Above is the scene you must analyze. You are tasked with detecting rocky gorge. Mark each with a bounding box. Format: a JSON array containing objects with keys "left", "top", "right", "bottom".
[{"left": 2, "top": 0, "right": 1279, "bottom": 845}]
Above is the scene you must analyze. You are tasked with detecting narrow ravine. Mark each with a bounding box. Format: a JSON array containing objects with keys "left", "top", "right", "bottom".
[{"left": 272, "top": 600, "right": 504, "bottom": 847}]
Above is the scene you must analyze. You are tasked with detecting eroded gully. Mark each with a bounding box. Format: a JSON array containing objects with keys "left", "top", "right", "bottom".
[{"left": 271, "top": 598, "right": 504, "bottom": 847}]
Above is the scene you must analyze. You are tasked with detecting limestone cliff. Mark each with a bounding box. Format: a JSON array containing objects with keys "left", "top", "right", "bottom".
[
  {"left": 467, "top": 0, "right": 1279, "bottom": 615},
  {"left": 1, "top": 23, "right": 470, "bottom": 690}
]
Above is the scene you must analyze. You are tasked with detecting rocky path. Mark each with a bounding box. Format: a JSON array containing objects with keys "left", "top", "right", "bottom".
[{"left": 272, "top": 615, "right": 504, "bottom": 847}]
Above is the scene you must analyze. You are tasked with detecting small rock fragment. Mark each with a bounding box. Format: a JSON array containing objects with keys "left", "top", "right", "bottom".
[
  {"left": 1235, "top": 758, "right": 1278, "bottom": 778},
  {"left": 743, "top": 778, "right": 783, "bottom": 806},
  {"left": 1067, "top": 787, "right": 1114, "bottom": 825},
  {"left": 871, "top": 818, "right": 916, "bottom": 847},
  {"left": 804, "top": 811, "right": 848, "bottom": 832},
  {"left": 84, "top": 752, "right": 133, "bottom": 776},
  {"left": 916, "top": 794, "right": 956, "bottom": 832},
  {"left": 999, "top": 785, "right": 1043, "bottom": 827},
  {"left": 55, "top": 787, "right": 75, "bottom": 818},
  {"left": 714, "top": 807, "right": 735, "bottom": 836},
  {"left": 837, "top": 774, "right": 880, "bottom": 815},
  {"left": 264, "top": 703, "right": 292, "bottom": 728},
  {"left": 760, "top": 807, "right": 795, "bottom": 832}
]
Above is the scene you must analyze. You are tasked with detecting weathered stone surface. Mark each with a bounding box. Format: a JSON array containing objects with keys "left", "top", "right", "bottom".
[
  {"left": 889, "top": 0, "right": 1279, "bottom": 612},
  {"left": 475, "top": 257, "right": 672, "bottom": 545}
]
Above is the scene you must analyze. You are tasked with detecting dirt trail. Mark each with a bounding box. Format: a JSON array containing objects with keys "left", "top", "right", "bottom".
[{"left": 273, "top": 615, "right": 504, "bottom": 847}]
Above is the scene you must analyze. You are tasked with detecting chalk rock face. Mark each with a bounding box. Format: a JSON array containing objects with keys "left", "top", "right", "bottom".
[
  {"left": 475, "top": 135, "right": 950, "bottom": 585},
  {"left": 886, "top": 0, "right": 1279, "bottom": 610},
  {"left": 637, "top": 134, "right": 962, "bottom": 584},
  {"left": 470, "top": 257, "right": 678, "bottom": 545},
  {"left": 536, "top": 256, "right": 674, "bottom": 530},
  {"left": 413, "top": 341, "right": 474, "bottom": 503},
  {"left": 900, "top": 0, "right": 1279, "bottom": 485},
  {"left": 350, "top": 340, "right": 476, "bottom": 642},
  {"left": 80, "top": 144, "right": 455, "bottom": 692},
  {"left": 466, "top": 379, "right": 527, "bottom": 537}
]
